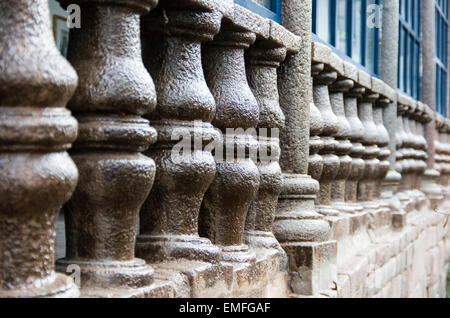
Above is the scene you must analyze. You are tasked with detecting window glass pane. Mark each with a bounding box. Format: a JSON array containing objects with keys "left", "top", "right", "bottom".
[
  {"left": 336, "top": 0, "right": 347, "bottom": 53},
  {"left": 316, "top": 0, "right": 330, "bottom": 42},
  {"left": 253, "top": 0, "right": 272, "bottom": 9},
  {"left": 352, "top": 0, "right": 362, "bottom": 64}
]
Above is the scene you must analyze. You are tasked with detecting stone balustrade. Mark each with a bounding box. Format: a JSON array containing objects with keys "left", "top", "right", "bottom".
[{"left": 0, "top": 0, "right": 448, "bottom": 299}]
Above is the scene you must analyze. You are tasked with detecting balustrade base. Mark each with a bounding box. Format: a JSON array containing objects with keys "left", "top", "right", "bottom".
[
  {"left": 332, "top": 201, "right": 363, "bottom": 214},
  {"left": 56, "top": 258, "right": 154, "bottom": 295},
  {"left": 244, "top": 230, "right": 286, "bottom": 254},
  {"left": 136, "top": 234, "right": 221, "bottom": 264},
  {"left": 220, "top": 244, "right": 256, "bottom": 265},
  {"left": 316, "top": 205, "right": 340, "bottom": 216},
  {"left": 0, "top": 273, "right": 79, "bottom": 298},
  {"left": 282, "top": 241, "right": 337, "bottom": 296}
]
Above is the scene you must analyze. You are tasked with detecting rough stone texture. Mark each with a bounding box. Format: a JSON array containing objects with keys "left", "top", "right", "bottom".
[
  {"left": 0, "top": 0, "right": 80, "bottom": 298},
  {"left": 56, "top": 0, "right": 159, "bottom": 298},
  {"left": 135, "top": 0, "right": 226, "bottom": 266},
  {"left": 200, "top": 4, "right": 260, "bottom": 264}
]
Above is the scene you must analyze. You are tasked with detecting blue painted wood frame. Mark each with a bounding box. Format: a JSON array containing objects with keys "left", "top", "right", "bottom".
[
  {"left": 435, "top": 0, "right": 448, "bottom": 116},
  {"left": 234, "top": 0, "right": 282, "bottom": 24}
]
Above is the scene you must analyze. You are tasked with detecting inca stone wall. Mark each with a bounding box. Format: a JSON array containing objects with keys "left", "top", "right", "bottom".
[{"left": 1, "top": 0, "right": 450, "bottom": 298}]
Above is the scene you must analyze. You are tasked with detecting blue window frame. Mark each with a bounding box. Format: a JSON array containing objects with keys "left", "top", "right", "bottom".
[
  {"left": 398, "top": 0, "right": 422, "bottom": 100},
  {"left": 311, "top": 0, "right": 381, "bottom": 77},
  {"left": 234, "top": 0, "right": 282, "bottom": 24},
  {"left": 436, "top": 0, "right": 448, "bottom": 117}
]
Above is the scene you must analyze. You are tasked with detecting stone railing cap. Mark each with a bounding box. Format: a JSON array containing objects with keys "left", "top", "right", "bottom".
[
  {"left": 343, "top": 61, "right": 358, "bottom": 82},
  {"left": 358, "top": 69, "right": 372, "bottom": 89},
  {"left": 397, "top": 92, "right": 415, "bottom": 108},
  {"left": 268, "top": 20, "right": 300, "bottom": 54},
  {"left": 311, "top": 42, "right": 344, "bottom": 75},
  {"left": 230, "top": 4, "right": 270, "bottom": 38}
]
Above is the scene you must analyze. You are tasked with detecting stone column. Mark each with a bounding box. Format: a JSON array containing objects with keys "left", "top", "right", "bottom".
[
  {"left": 201, "top": 5, "right": 260, "bottom": 264},
  {"left": 357, "top": 71, "right": 380, "bottom": 212},
  {"left": 342, "top": 63, "right": 365, "bottom": 214},
  {"left": 421, "top": 0, "right": 443, "bottom": 198},
  {"left": 380, "top": 0, "right": 402, "bottom": 202},
  {"left": 372, "top": 79, "right": 392, "bottom": 208},
  {"left": 245, "top": 22, "right": 298, "bottom": 252},
  {"left": 273, "top": 0, "right": 335, "bottom": 296},
  {"left": 329, "top": 69, "right": 353, "bottom": 214},
  {"left": 311, "top": 43, "right": 340, "bottom": 216},
  {"left": 135, "top": 0, "right": 231, "bottom": 264},
  {"left": 308, "top": 63, "right": 325, "bottom": 183},
  {"left": 0, "top": 0, "right": 79, "bottom": 298},
  {"left": 56, "top": 0, "right": 158, "bottom": 297}
]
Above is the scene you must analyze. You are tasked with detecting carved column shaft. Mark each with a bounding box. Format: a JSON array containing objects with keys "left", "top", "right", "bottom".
[
  {"left": 57, "top": 0, "right": 158, "bottom": 297},
  {"left": 136, "top": 0, "right": 227, "bottom": 264},
  {"left": 329, "top": 77, "right": 353, "bottom": 212},
  {"left": 245, "top": 31, "right": 290, "bottom": 250},
  {"left": 357, "top": 73, "right": 380, "bottom": 210},
  {"left": 201, "top": 7, "right": 260, "bottom": 263},
  {"left": 0, "top": 0, "right": 79, "bottom": 297}
]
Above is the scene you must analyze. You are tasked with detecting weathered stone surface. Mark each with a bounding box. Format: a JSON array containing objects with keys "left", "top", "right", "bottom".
[
  {"left": 56, "top": 0, "right": 158, "bottom": 297},
  {"left": 0, "top": 0, "right": 79, "bottom": 298}
]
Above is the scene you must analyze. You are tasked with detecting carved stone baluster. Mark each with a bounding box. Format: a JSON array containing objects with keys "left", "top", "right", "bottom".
[
  {"left": 136, "top": 0, "right": 231, "bottom": 264},
  {"left": 421, "top": 105, "right": 442, "bottom": 203},
  {"left": 372, "top": 79, "right": 392, "bottom": 208},
  {"left": 0, "top": 0, "right": 79, "bottom": 298},
  {"left": 343, "top": 64, "right": 366, "bottom": 213},
  {"left": 308, "top": 63, "right": 325, "bottom": 183},
  {"left": 201, "top": 6, "right": 260, "bottom": 263},
  {"left": 357, "top": 71, "right": 380, "bottom": 212},
  {"left": 403, "top": 104, "right": 419, "bottom": 195},
  {"left": 56, "top": 0, "right": 158, "bottom": 297},
  {"left": 395, "top": 97, "right": 413, "bottom": 208},
  {"left": 245, "top": 22, "right": 298, "bottom": 251},
  {"left": 329, "top": 71, "right": 353, "bottom": 213},
  {"left": 311, "top": 43, "right": 340, "bottom": 216},
  {"left": 412, "top": 103, "right": 429, "bottom": 194}
]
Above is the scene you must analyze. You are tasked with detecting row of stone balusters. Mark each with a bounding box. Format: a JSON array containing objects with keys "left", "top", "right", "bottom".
[
  {"left": 395, "top": 94, "right": 432, "bottom": 208},
  {"left": 309, "top": 42, "right": 395, "bottom": 219},
  {"left": 435, "top": 115, "right": 450, "bottom": 195},
  {"left": 0, "top": 0, "right": 308, "bottom": 298}
]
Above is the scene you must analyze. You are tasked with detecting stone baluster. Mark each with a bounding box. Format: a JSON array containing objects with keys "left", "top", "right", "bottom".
[
  {"left": 343, "top": 64, "right": 366, "bottom": 213},
  {"left": 434, "top": 115, "right": 444, "bottom": 186},
  {"left": 56, "top": 0, "right": 158, "bottom": 297},
  {"left": 440, "top": 120, "right": 450, "bottom": 194},
  {"left": 395, "top": 96, "right": 415, "bottom": 209},
  {"left": 308, "top": 63, "right": 325, "bottom": 183},
  {"left": 403, "top": 103, "right": 420, "bottom": 196},
  {"left": 311, "top": 42, "right": 340, "bottom": 216},
  {"left": 200, "top": 5, "right": 260, "bottom": 264},
  {"left": 412, "top": 102, "right": 429, "bottom": 192},
  {"left": 245, "top": 22, "right": 299, "bottom": 251},
  {"left": 135, "top": 0, "right": 232, "bottom": 265},
  {"left": 0, "top": 0, "right": 79, "bottom": 298},
  {"left": 357, "top": 71, "right": 380, "bottom": 211},
  {"left": 329, "top": 67, "right": 354, "bottom": 213},
  {"left": 372, "top": 79, "right": 392, "bottom": 207},
  {"left": 421, "top": 104, "right": 442, "bottom": 203},
  {"left": 273, "top": 0, "right": 335, "bottom": 295}
]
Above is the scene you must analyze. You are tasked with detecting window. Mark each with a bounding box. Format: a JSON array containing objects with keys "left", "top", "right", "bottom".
[
  {"left": 312, "top": 0, "right": 382, "bottom": 76},
  {"left": 234, "top": 0, "right": 282, "bottom": 24},
  {"left": 398, "top": 0, "right": 421, "bottom": 100},
  {"left": 436, "top": 0, "right": 448, "bottom": 117}
]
